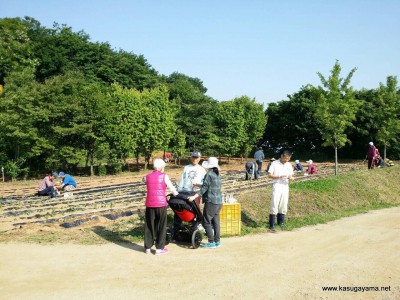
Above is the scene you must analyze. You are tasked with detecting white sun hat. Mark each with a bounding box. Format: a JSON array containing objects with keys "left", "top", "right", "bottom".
[{"left": 202, "top": 157, "right": 220, "bottom": 169}]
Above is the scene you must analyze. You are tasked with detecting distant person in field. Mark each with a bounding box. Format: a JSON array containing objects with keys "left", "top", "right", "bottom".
[
  {"left": 58, "top": 171, "right": 77, "bottom": 191},
  {"left": 365, "top": 142, "right": 377, "bottom": 169},
  {"left": 37, "top": 171, "right": 59, "bottom": 198},
  {"left": 294, "top": 160, "right": 303, "bottom": 172},
  {"left": 245, "top": 161, "right": 258, "bottom": 180},
  {"left": 267, "top": 150, "right": 294, "bottom": 232},
  {"left": 305, "top": 160, "right": 318, "bottom": 175},
  {"left": 266, "top": 158, "right": 276, "bottom": 173},
  {"left": 254, "top": 147, "right": 265, "bottom": 175},
  {"left": 144, "top": 158, "right": 178, "bottom": 255}
]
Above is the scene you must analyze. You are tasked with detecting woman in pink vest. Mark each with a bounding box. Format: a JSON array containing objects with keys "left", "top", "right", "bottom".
[{"left": 144, "top": 158, "right": 178, "bottom": 255}]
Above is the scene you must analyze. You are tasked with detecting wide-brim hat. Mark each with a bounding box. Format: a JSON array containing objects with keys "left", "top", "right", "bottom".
[{"left": 202, "top": 157, "right": 219, "bottom": 169}]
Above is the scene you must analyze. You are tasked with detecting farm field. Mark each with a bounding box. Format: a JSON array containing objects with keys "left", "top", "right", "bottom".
[{"left": 0, "top": 159, "right": 362, "bottom": 233}]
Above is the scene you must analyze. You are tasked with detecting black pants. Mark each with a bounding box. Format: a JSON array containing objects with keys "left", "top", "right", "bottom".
[
  {"left": 203, "top": 202, "right": 223, "bottom": 243},
  {"left": 256, "top": 160, "right": 263, "bottom": 173},
  {"left": 367, "top": 158, "right": 375, "bottom": 169},
  {"left": 144, "top": 206, "right": 167, "bottom": 250}
]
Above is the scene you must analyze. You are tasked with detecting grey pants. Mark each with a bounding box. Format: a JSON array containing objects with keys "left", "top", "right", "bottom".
[{"left": 202, "top": 202, "right": 223, "bottom": 243}]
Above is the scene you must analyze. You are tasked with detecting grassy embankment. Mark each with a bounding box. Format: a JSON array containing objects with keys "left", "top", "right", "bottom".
[
  {"left": 238, "top": 166, "right": 400, "bottom": 234},
  {"left": 1, "top": 167, "right": 399, "bottom": 244}
]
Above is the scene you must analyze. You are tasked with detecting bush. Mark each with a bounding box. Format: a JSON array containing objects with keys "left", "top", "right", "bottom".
[
  {"left": 96, "top": 165, "right": 107, "bottom": 176},
  {"left": 108, "top": 157, "right": 123, "bottom": 175}
]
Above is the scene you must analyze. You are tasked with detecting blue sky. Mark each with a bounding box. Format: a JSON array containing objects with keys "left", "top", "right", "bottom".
[{"left": 2, "top": 0, "right": 399, "bottom": 106}]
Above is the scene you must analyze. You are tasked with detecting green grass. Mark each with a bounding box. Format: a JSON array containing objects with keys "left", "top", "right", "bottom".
[
  {"left": 238, "top": 166, "right": 400, "bottom": 235},
  {"left": 291, "top": 177, "right": 339, "bottom": 192}
]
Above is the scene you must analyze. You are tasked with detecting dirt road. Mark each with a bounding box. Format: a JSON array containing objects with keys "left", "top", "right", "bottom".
[{"left": 0, "top": 207, "right": 399, "bottom": 300}]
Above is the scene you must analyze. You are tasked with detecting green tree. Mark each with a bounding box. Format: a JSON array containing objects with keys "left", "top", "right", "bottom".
[
  {"left": 215, "top": 100, "right": 246, "bottom": 159},
  {"left": 0, "top": 67, "right": 47, "bottom": 165},
  {"left": 231, "top": 96, "right": 267, "bottom": 159},
  {"left": 168, "top": 129, "right": 186, "bottom": 165},
  {"left": 38, "top": 72, "right": 111, "bottom": 175},
  {"left": 315, "top": 60, "right": 359, "bottom": 175},
  {"left": 263, "top": 85, "right": 324, "bottom": 158},
  {"left": 0, "top": 17, "right": 37, "bottom": 84},
  {"left": 374, "top": 76, "right": 400, "bottom": 160},
  {"left": 104, "top": 83, "right": 144, "bottom": 163},
  {"left": 165, "top": 72, "right": 218, "bottom": 154},
  {"left": 137, "top": 86, "right": 177, "bottom": 168}
]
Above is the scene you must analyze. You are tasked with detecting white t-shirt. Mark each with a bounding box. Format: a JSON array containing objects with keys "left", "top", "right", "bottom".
[
  {"left": 178, "top": 164, "right": 207, "bottom": 192},
  {"left": 268, "top": 159, "right": 294, "bottom": 184}
]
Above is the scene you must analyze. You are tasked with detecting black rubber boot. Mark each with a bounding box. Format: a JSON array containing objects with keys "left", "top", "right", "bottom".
[
  {"left": 277, "top": 213, "right": 284, "bottom": 226},
  {"left": 268, "top": 214, "right": 276, "bottom": 232}
]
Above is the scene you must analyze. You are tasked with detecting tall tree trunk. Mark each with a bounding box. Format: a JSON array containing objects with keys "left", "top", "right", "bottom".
[
  {"left": 334, "top": 146, "right": 338, "bottom": 176},
  {"left": 90, "top": 152, "right": 94, "bottom": 177},
  {"left": 384, "top": 144, "right": 387, "bottom": 160}
]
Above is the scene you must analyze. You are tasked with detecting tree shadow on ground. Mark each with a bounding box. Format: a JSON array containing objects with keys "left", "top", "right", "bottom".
[{"left": 92, "top": 226, "right": 144, "bottom": 253}]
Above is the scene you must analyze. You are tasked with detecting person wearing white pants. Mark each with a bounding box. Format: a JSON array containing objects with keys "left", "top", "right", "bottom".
[{"left": 267, "top": 150, "right": 294, "bottom": 232}]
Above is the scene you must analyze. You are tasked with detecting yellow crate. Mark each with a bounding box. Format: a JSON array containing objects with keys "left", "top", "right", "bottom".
[{"left": 219, "top": 203, "right": 241, "bottom": 235}]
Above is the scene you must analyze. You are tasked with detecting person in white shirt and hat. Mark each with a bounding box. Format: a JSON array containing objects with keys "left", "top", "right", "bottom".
[
  {"left": 172, "top": 151, "right": 206, "bottom": 236},
  {"left": 267, "top": 150, "right": 294, "bottom": 232}
]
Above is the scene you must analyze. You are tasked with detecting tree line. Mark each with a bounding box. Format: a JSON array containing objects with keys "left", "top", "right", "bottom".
[{"left": 0, "top": 17, "right": 399, "bottom": 180}]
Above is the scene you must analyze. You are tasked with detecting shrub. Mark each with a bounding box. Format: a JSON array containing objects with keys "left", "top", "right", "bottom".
[{"left": 96, "top": 165, "right": 107, "bottom": 176}]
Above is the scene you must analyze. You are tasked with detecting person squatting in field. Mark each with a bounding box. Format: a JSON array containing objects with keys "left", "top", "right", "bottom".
[
  {"left": 245, "top": 161, "right": 259, "bottom": 180},
  {"left": 143, "top": 158, "right": 178, "bottom": 255},
  {"left": 37, "top": 171, "right": 59, "bottom": 198},
  {"left": 267, "top": 150, "right": 295, "bottom": 232},
  {"left": 188, "top": 157, "right": 223, "bottom": 249},
  {"left": 58, "top": 171, "right": 77, "bottom": 191}
]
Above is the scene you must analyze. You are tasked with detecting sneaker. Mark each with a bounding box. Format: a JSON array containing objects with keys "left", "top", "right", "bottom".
[
  {"left": 215, "top": 241, "right": 221, "bottom": 247},
  {"left": 201, "top": 242, "right": 216, "bottom": 249},
  {"left": 155, "top": 248, "right": 169, "bottom": 255},
  {"left": 268, "top": 228, "right": 277, "bottom": 233},
  {"left": 144, "top": 249, "right": 151, "bottom": 254}
]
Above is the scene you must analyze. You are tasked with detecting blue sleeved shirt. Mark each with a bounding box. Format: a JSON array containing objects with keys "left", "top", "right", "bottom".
[{"left": 62, "top": 174, "right": 77, "bottom": 187}]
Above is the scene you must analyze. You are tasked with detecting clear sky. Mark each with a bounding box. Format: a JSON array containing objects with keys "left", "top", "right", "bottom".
[{"left": 2, "top": 0, "right": 399, "bottom": 106}]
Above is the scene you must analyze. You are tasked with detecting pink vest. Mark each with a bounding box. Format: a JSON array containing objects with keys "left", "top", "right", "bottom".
[{"left": 145, "top": 170, "right": 167, "bottom": 207}]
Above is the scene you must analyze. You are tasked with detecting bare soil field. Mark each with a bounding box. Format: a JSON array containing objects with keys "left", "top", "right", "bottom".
[{"left": 0, "top": 206, "right": 399, "bottom": 300}]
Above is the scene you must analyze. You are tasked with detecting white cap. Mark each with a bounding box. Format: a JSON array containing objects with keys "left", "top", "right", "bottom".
[
  {"left": 306, "top": 160, "right": 313, "bottom": 164},
  {"left": 369, "top": 142, "right": 374, "bottom": 146}
]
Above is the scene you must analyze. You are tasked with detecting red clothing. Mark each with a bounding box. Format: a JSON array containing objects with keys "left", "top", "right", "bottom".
[
  {"left": 366, "top": 146, "right": 377, "bottom": 159},
  {"left": 306, "top": 164, "right": 318, "bottom": 174},
  {"left": 145, "top": 170, "right": 167, "bottom": 208}
]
